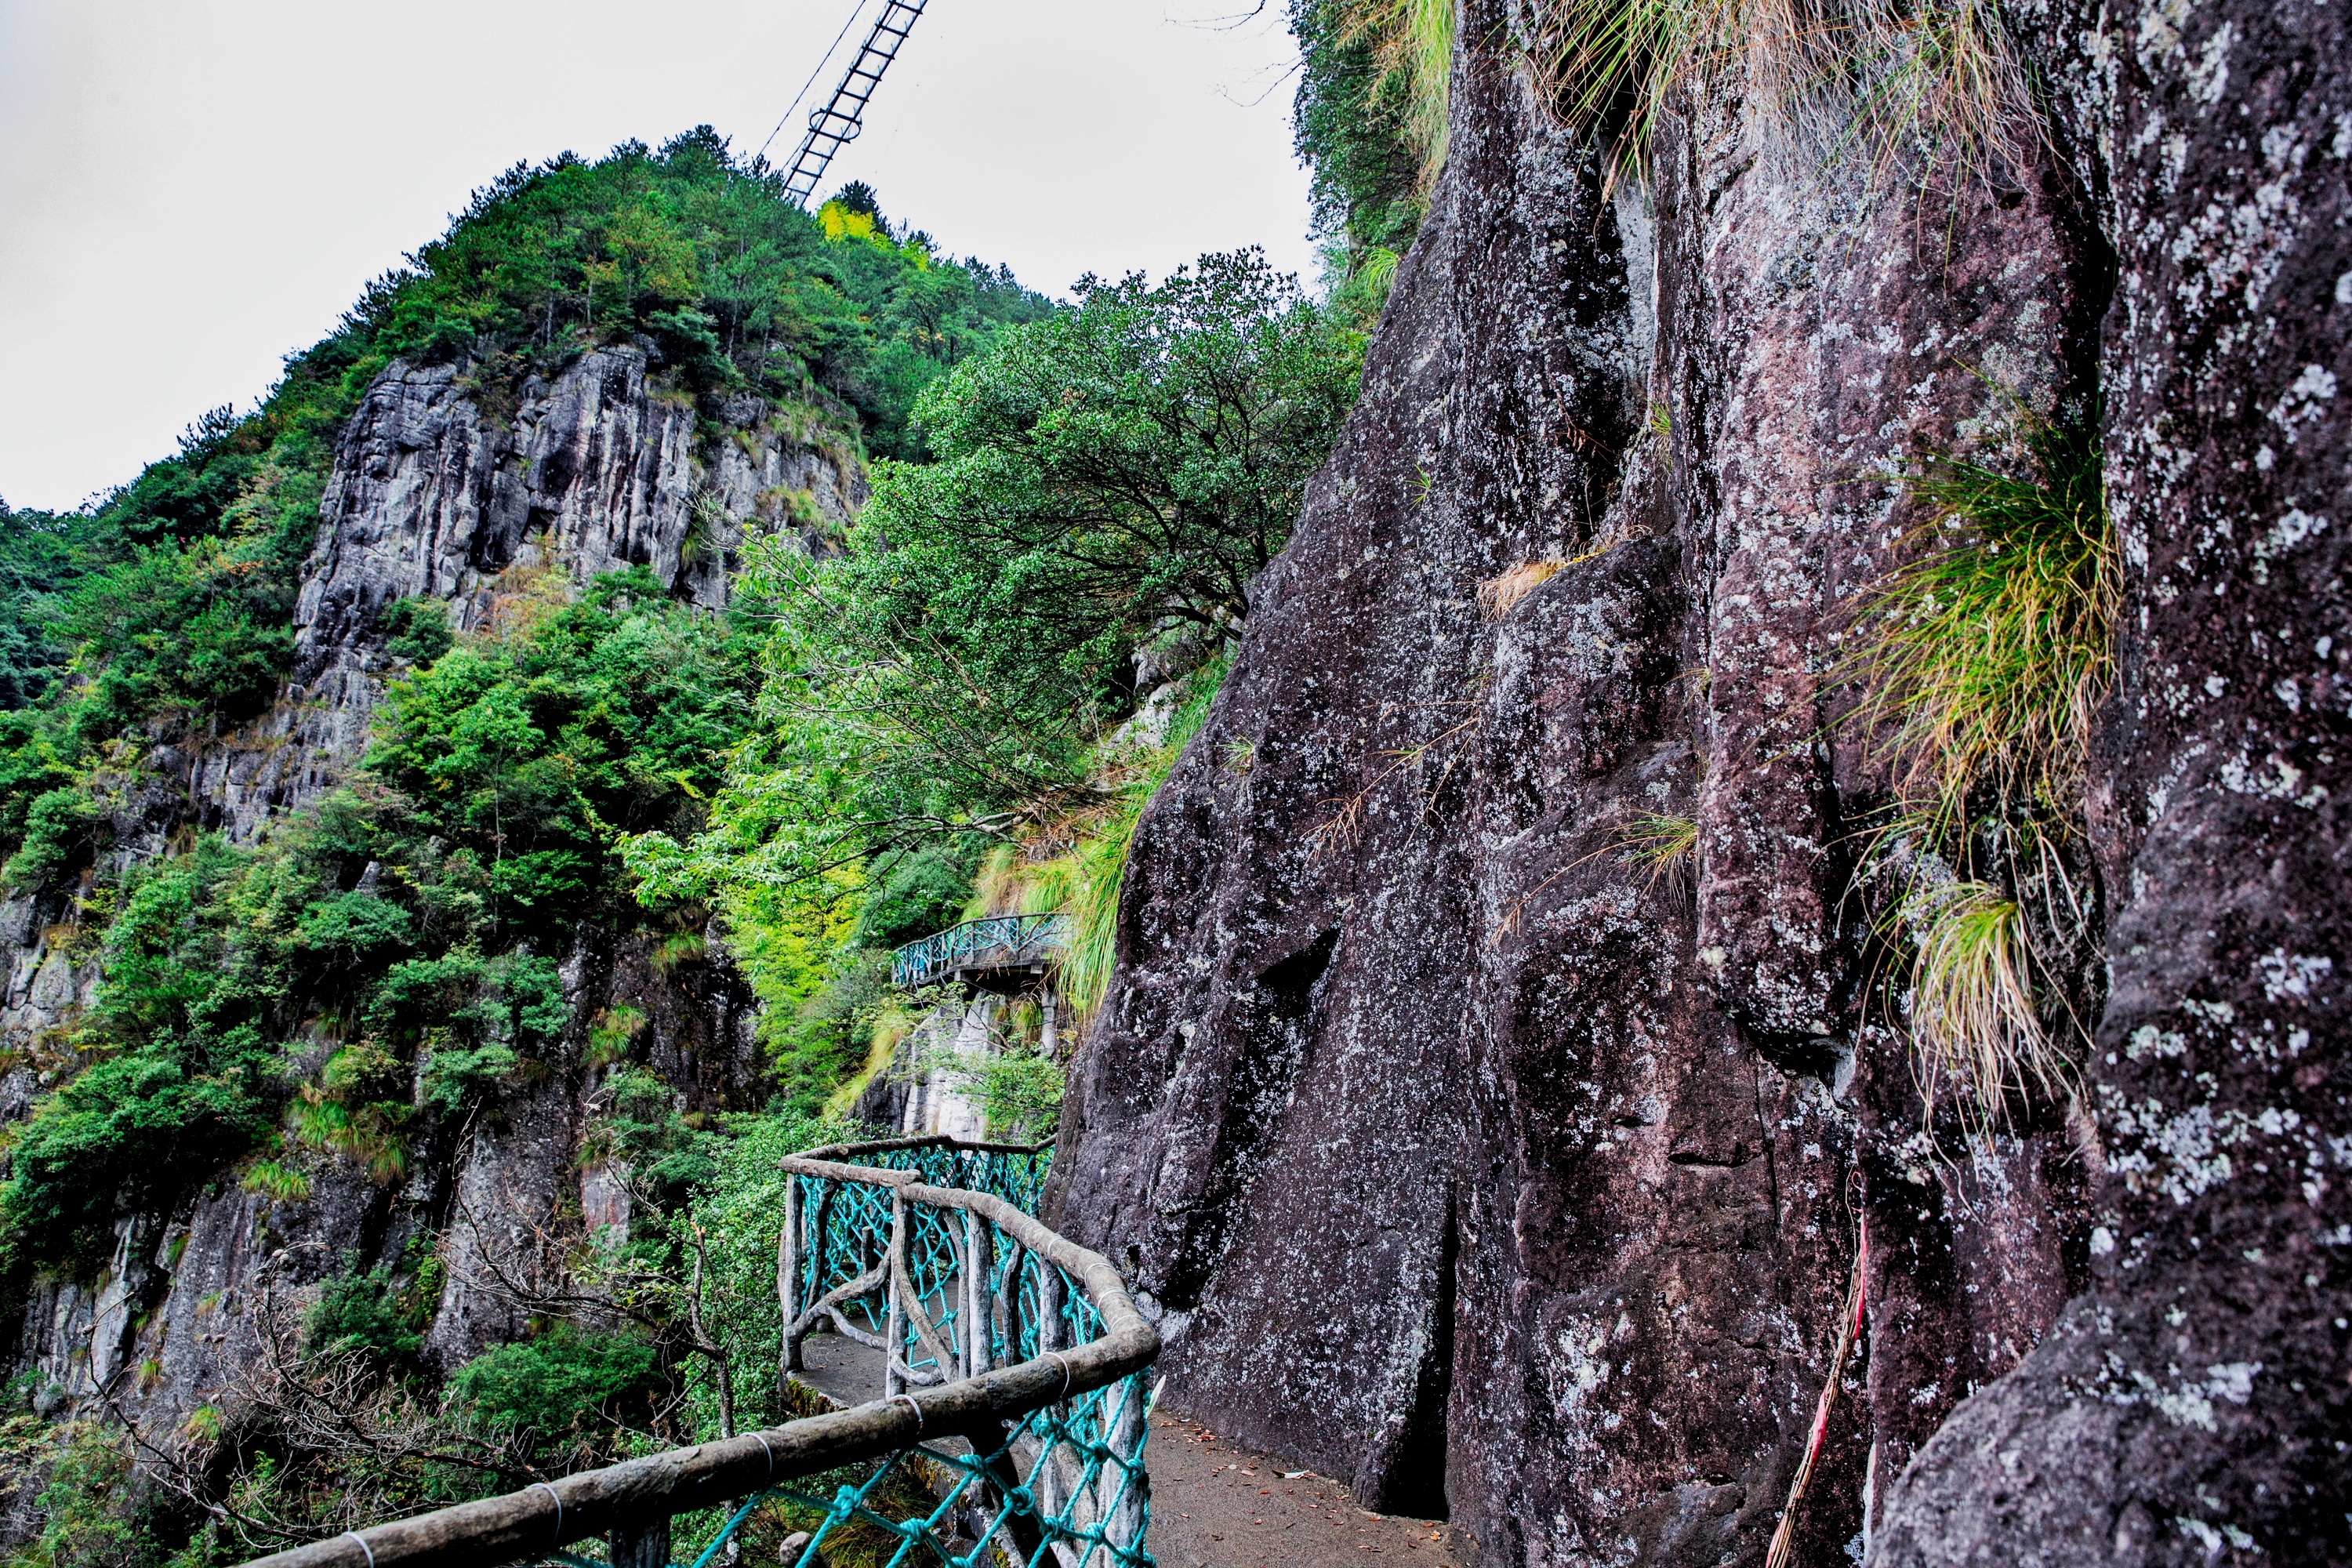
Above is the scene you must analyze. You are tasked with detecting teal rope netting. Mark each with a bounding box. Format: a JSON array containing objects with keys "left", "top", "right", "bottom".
[
  {"left": 640, "top": 1364, "right": 1150, "bottom": 1568},
  {"left": 539, "top": 1143, "right": 1151, "bottom": 1568}
]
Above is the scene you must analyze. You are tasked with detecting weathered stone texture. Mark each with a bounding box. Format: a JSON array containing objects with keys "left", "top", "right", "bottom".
[
  {"left": 192, "top": 347, "right": 860, "bottom": 840},
  {"left": 1873, "top": 0, "right": 2352, "bottom": 1562},
  {"left": 1058, "top": 0, "right": 2344, "bottom": 1562}
]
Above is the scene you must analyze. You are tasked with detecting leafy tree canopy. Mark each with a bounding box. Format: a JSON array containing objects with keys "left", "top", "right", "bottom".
[{"left": 622, "top": 251, "right": 1361, "bottom": 913}]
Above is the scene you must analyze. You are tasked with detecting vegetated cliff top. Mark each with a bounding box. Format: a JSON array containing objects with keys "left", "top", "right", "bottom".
[
  {"left": 0, "top": 128, "right": 1058, "bottom": 1272},
  {"left": 0, "top": 127, "right": 1050, "bottom": 818}
]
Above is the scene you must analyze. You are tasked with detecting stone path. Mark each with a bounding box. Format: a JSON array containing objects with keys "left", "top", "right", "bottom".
[
  {"left": 787, "top": 1328, "right": 1475, "bottom": 1567},
  {"left": 1145, "top": 1412, "right": 1475, "bottom": 1568}
]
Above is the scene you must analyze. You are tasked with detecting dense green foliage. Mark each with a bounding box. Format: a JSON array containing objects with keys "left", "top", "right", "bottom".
[
  {"left": 446, "top": 1329, "right": 663, "bottom": 1457},
  {"left": 1290, "top": 0, "right": 1429, "bottom": 257},
  {"left": 366, "top": 568, "right": 762, "bottom": 927},
  {"left": 0, "top": 504, "right": 104, "bottom": 712},
  {"left": 623, "top": 253, "right": 1358, "bottom": 938},
  {"left": 0, "top": 577, "right": 760, "bottom": 1268},
  {"left": 304, "top": 1266, "right": 426, "bottom": 1376}
]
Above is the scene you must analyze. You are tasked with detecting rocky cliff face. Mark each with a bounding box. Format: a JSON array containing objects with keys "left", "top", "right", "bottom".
[
  {"left": 0, "top": 346, "right": 853, "bottom": 1434},
  {"left": 1053, "top": 2, "right": 2347, "bottom": 1564},
  {"left": 196, "top": 346, "right": 859, "bottom": 842}
]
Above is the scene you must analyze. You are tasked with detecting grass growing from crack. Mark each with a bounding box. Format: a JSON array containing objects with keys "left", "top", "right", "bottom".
[
  {"left": 1850, "top": 402, "right": 2114, "bottom": 835},
  {"left": 1617, "top": 811, "right": 1698, "bottom": 891},
  {"left": 1846, "top": 400, "right": 2112, "bottom": 1135},
  {"left": 1895, "top": 878, "right": 2074, "bottom": 1139}
]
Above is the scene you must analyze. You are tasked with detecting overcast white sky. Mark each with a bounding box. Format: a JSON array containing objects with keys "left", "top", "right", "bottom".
[{"left": 0, "top": 0, "right": 1316, "bottom": 511}]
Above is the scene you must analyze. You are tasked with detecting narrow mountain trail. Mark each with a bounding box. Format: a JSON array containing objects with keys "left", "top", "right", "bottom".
[
  {"left": 1146, "top": 1413, "right": 1474, "bottom": 1568},
  {"left": 789, "top": 1329, "right": 1472, "bottom": 1566}
]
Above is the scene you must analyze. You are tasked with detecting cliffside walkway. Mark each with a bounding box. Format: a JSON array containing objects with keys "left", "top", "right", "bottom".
[
  {"left": 787, "top": 1141, "right": 1474, "bottom": 1568},
  {"left": 893, "top": 913, "right": 1069, "bottom": 992},
  {"left": 236, "top": 1134, "right": 1154, "bottom": 1568}
]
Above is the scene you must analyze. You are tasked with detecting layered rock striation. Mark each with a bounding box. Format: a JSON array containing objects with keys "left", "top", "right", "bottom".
[
  {"left": 1053, "top": 2, "right": 2347, "bottom": 1564},
  {"left": 198, "top": 347, "right": 860, "bottom": 841}
]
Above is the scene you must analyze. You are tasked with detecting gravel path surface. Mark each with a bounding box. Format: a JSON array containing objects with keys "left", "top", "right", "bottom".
[{"left": 1144, "top": 1413, "right": 1475, "bottom": 1568}]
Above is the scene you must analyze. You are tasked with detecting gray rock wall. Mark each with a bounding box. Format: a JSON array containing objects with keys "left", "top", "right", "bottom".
[
  {"left": 1875, "top": 0, "right": 2352, "bottom": 1560},
  {"left": 193, "top": 346, "right": 861, "bottom": 841},
  {"left": 1054, "top": 0, "right": 2347, "bottom": 1563}
]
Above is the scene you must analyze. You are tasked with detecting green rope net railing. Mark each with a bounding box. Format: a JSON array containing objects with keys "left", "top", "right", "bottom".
[
  {"left": 234, "top": 1137, "right": 1156, "bottom": 1568},
  {"left": 799, "top": 1133, "right": 1056, "bottom": 1215},
  {"left": 775, "top": 1137, "right": 1152, "bottom": 1566}
]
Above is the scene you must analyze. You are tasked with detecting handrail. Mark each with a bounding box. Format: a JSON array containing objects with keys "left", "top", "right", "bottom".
[
  {"left": 891, "top": 913, "right": 1069, "bottom": 989},
  {"left": 798, "top": 1132, "right": 1054, "bottom": 1160},
  {"left": 236, "top": 1142, "right": 1154, "bottom": 1568},
  {"left": 793, "top": 1132, "right": 1055, "bottom": 1211}
]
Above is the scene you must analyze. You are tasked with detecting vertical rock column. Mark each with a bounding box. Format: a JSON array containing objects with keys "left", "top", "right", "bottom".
[{"left": 1874, "top": 0, "right": 2352, "bottom": 1561}]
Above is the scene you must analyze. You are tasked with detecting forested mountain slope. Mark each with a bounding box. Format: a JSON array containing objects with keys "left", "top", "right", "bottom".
[
  {"left": 0, "top": 104, "right": 1367, "bottom": 1558},
  {"left": 0, "top": 130, "right": 1060, "bottom": 1555}
]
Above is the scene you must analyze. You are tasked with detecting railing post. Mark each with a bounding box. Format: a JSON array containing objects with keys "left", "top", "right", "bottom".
[
  {"left": 884, "top": 1189, "right": 908, "bottom": 1399},
  {"left": 964, "top": 1207, "right": 993, "bottom": 1379},
  {"left": 1105, "top": 1373, "right": 1149, "bottom": 1557},
  {"left": 1033, "top": 1264, "right": 1069, "bottom": 1539},
  {"left": 778, "top": 1172, "right": 802, "bottom": 1376},
  {"left": 608, "top": 1515, "right": 670, "bottom": 1568}
]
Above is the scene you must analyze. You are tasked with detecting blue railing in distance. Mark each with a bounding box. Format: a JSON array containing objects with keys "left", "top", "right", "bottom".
[{"left": 891, "top": 912, "right": 1070, "bottom": 989}]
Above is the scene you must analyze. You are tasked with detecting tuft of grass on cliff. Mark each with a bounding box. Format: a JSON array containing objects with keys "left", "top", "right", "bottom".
[{"left": 1844, "top": 400, "right": 2113, "bottom": 1140}]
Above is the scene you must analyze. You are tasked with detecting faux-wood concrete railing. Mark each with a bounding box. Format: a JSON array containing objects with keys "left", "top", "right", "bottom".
[{"left": 234, "top": 1144, "right": 1157, "bottom": 1568}]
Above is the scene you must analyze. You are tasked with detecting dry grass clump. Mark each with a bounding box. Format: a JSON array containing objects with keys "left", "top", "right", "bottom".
[
  {"left": 1529, "top": 0, "right": 2034, "bottom": 190},
  {"left": 1896, "top": 879, "right": 2074, "bottom": 1139},
  {"left": 1616, "top": 810, "right": 1698, "bottom": 891},
  {"left": 1479, "top": 557, "right": 1570, "bottom": 619}
]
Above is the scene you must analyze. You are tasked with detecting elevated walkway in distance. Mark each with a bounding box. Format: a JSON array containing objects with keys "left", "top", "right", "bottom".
[{"left": 893, "top": 912, "right": 1068, "bottom": 993}]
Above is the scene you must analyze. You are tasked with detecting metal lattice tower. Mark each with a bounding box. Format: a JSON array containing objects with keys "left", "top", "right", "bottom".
[{"left": 782, "top": 0, "right": 931, "bottom": 208}]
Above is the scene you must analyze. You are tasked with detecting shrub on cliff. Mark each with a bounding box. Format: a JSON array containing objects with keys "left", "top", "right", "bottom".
[
  {"left": 446, "top": 1328, "right": 662, "bottom": 1465},
  {"left": 304, "top": 1265, "right": 426, "bottom": 1377},
  {"left": 367, "top": 568, "right": 761, "bottom": 930}
]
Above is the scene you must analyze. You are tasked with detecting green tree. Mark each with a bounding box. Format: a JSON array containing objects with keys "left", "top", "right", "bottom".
[
  {"left": 626, "top": 252, "right": 1359, "bottom": 912},
  {"left": 858, "top": 249, "right": 1361, "bottom": 667}
]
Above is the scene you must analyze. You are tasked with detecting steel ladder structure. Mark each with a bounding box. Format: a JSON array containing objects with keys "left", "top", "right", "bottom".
[{"left": 782, "top": 0, "right": 931, "bottom": 208}]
